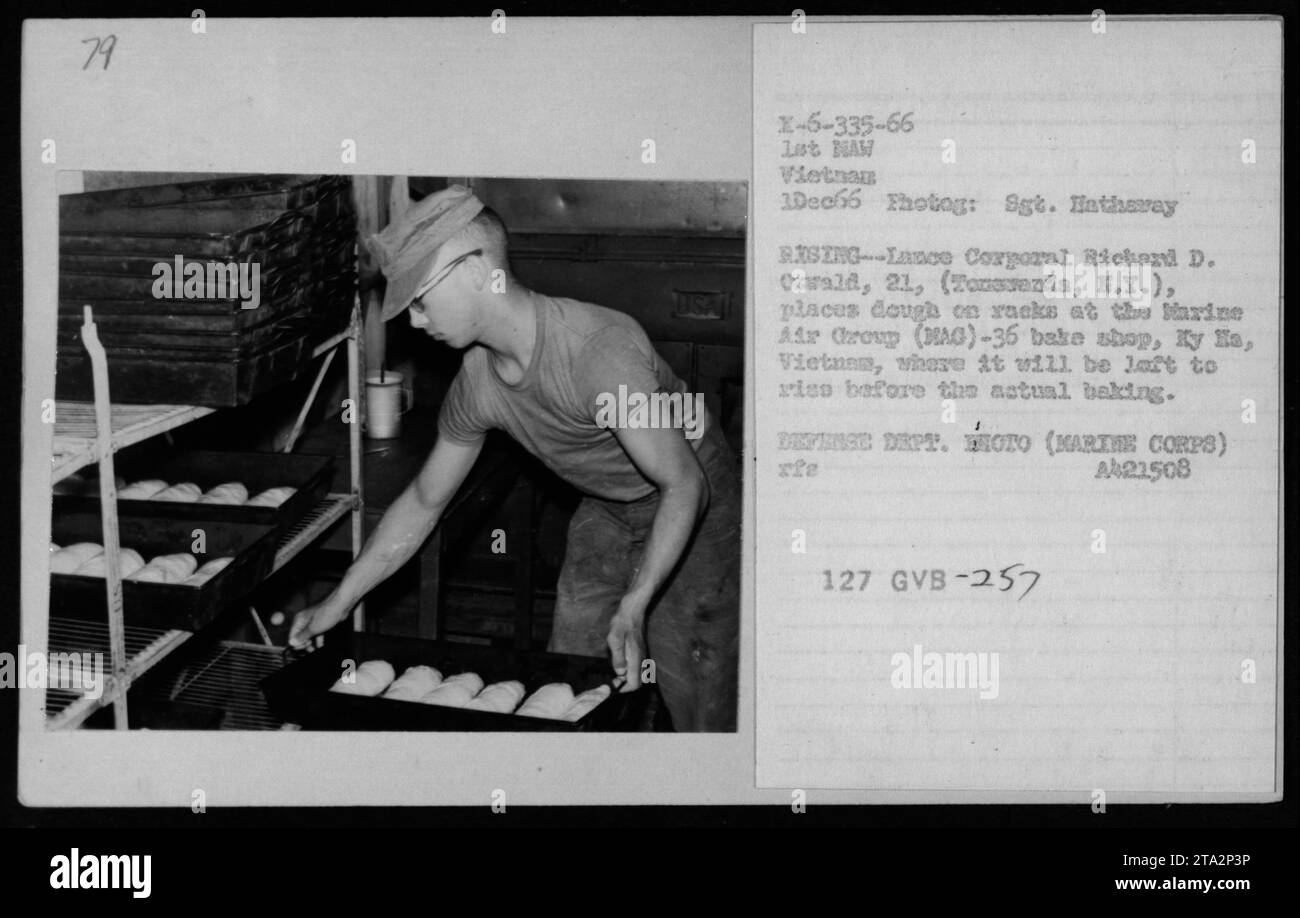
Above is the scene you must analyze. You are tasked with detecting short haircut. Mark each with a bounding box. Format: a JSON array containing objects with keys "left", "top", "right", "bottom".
[{"left": 458, "top": 206, "right": 510, "bottom": 273}]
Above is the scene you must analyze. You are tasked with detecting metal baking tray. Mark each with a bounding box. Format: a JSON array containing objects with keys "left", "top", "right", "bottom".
[
  {"left": 57, "top": 311, "right": 311, "bottom": 356},
  {"left": 57, "top": 231, "right": 356, "bottom": 337},
  {"left": 55, "top": 287, "right": 313, "bottom": 336},
  {"left": 59, "top": 193, "right": 353, "bottom": 244},
  {"left": 54, "top": 330, "right": 310, "bottom": 406},
  {"left": 59, "top": 239, "right": 316, "bottom": 276},
  {"left": 261, "top": 632, "right": 645, "bottom": 732},
  {"left": 60, "top": 174, "right": 345, "bottom": 212},
  {"left": 55, "top": 450, "right": 334, "bottom": 531},
  {"left": 49, "top": 511, "right": 278, "bottom": 631},
  {"left": 59, "top": 177, "right": 352, "bottom": 235},
  {"left": 58, "top": 212, "right": 312, "bottom": 258},
  {"left": 59, "top": 261, "right": 305, "bottom": 302}
]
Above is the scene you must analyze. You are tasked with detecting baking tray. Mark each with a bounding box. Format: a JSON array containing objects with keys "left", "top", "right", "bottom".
[
  {"left": 59, "top": 260, "right": 305, "bottom": 302},
  {"left": 60, "top": 192, "right": 351, "bottom": 238},
  {"left": 55, "top": 450, "right": 334, "bottom": 531},
  {"left": 60, "top": 176, "right": 348, "bottom": 228},
  {"left": 60, "top": 236, "right": 318, "bottom": 275},
  {"left": 59, "top": 204, "right": 317, "bottom": 236},
  {"left": 49, "top": 511, "right": 278, "bottom": 631},
  {"left": 59, "top": 223, "right": 354, "bottom": 280},
  {"left": 261, "top": 632, "right": 645, "bottom": 732},
  {"left": 59, "top": 211, "right": 312, "bottom": 258},
  {"left": 59, "top": 174, "right": 343, "bottom": 212},
  {"left": 56, "top": 287, "right": 313, "bottom": 337},
  {"left": 57, "top": 311, "right": 312, "bottom": 355},
  {"left": 54, "top": 331, "right": 310, "bottom": 406}
]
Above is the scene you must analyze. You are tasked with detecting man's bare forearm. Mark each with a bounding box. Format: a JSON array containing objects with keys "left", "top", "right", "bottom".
[
  {"left": 324, "top": 485, "right": 446, "bottom": 613},
  {"left": 621, "top": 470, "right": 708, "bottom": 612}
]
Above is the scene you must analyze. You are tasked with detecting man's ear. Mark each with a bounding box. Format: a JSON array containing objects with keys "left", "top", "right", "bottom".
[{"left": 465, "top": 253, "right": 491, "bottom": 291}]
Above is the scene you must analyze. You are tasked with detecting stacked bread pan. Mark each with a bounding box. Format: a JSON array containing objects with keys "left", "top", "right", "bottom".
[{"left": 56, "top": 174, "right": 357, "bottom": 406}]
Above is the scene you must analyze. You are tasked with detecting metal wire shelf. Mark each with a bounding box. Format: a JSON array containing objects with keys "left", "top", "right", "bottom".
[
  {"left": 135, "top": 640, "right": 287, "bottom": 731},
  {"left": 273, "top": 493, "right": 355, "bottom": 571},
  {"left": 44, "top": 617, "right": 191, "bottom": 730},
  {"left": 51, "top": 403, "right": 215, "bottom": 484},
  {"left": 44, "top": 493, "right": 355, "bottom": 730}
]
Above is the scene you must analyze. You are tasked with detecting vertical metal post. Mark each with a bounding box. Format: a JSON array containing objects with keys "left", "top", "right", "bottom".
[
  {"left": 80, "top": 306, "right": 129, "bottom": 728},
  {"left": 347, "top": 296, "right": 366, "bottom": 631}
]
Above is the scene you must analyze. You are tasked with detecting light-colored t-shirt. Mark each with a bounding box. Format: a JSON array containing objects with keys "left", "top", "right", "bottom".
[{"left": 437, "top": 295, "right": 708, "bottom": 501}]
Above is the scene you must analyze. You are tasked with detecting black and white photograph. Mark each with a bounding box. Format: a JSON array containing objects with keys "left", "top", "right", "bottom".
[
  {"left": 5, "top": 7, "right": 1291, "bottom": 895},
  {"left": 43, "top": 173, "right": 746, "bottom": 734}
]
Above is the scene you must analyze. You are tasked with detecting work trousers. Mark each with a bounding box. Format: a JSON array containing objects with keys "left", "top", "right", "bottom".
[{"left": 548, "top": 424, "right": 741, "bottom": 731}]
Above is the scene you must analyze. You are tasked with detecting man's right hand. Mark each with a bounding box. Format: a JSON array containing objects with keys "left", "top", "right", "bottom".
[
  {"left": 288, "top": 597, "right": 349, "bottom": 650},
  {"left": 282, "top": 432, "right": 484, "bottom": 652}
]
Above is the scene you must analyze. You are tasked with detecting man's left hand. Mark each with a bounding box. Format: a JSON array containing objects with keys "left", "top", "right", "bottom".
[{"left": 606, "top": 603, "right": 646, "bottom": 693}]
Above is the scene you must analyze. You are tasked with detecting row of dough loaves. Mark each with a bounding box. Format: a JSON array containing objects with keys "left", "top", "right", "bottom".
[
  {"left": 49, "top": 542, "right": 233, "bottom": 585},
  {"left": 329, "top": 661, "right": 611, "bottom": 721},
  {"left": 115, "top": 479, "right": 296, "bottom": 507}
]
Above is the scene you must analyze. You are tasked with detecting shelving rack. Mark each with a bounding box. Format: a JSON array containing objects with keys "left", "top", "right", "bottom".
[{"left": 46, "top": 301, "right": 366, "bottom": 730}]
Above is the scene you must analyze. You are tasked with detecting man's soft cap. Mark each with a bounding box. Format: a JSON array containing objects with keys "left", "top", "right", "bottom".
[{"left": 366, "top": 184, "right": 486, "bottom": 321}]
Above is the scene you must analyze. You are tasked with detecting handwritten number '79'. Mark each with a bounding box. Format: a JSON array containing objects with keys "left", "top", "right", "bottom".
[{"left": 82, "top": 35, "right": 116, "bottom": 70}]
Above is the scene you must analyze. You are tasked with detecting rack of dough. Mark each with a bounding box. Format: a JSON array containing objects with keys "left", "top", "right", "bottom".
[
  {"left": 49, "top": 541, "right": 234, "bottom": 585},
  {"left": 54, "top": 450, "right": 333, "bottom": 531},
  {"left": 45, "top": 173, "right": 369, "bottom": 732}
]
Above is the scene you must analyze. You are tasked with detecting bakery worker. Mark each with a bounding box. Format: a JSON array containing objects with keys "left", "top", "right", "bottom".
[{"left": 290, "top": 185, "right": 740, "bottom": 732}]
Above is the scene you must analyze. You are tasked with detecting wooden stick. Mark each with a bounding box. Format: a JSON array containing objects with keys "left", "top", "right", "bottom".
[
  {"left": 81, "top": 306, "right": 129, "bottom": 728},
  {"left": 282, "top": 347, "right": 337, "bottom": 453}
]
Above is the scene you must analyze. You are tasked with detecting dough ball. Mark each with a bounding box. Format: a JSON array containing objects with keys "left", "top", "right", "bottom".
[
  {"left": 444, "top": 672, "right": 484, "bottom": 694},
  {"left": 463, "top": 680, "right": 525, "bottom": 714},
  {"left": 330, "top": 659, "right": 395, "bottom": 696},
  {"left": 127, "top": 566, "right": 167, "bottom": 583},
  {"left": 244, "top": 486, "right": 297, "bottom": 508},
  {"left": 131, "top": 553, "right": 197, "bottom": 584},
  {"left": 75, "top": 548, "right": 146, "bottom": 579},
  {"left": 180, "top": 556, "right": 233, "bottom": 586},
  {"left": 118, "top": 479, "right": 168, "bottom": 500},
  {"left": 420, "top": 672, "right": 484, "bottom": 708},
  {"left": 516, "top": 683, "right": 576, "bottom": 720},
  {"left": 152, "top": 482, "right": 203, "bottom": 503},
  {"left": 561, "top": 684, "right": 612, "bottom": 722},
  {"left": 198, "top": 482, "right": 249, "bottom": 505},
  {"left": 50, "top": 543, "right": 103, "bottom": 574},
  {"left": 156, "top": 553, "right": 198, "bottom": 582},
  {"left": 381, "top": 665, "right": 444, "bottom": 702},
  {"left": 117, "top": 549, "right": 146, "bottom": 578}
]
